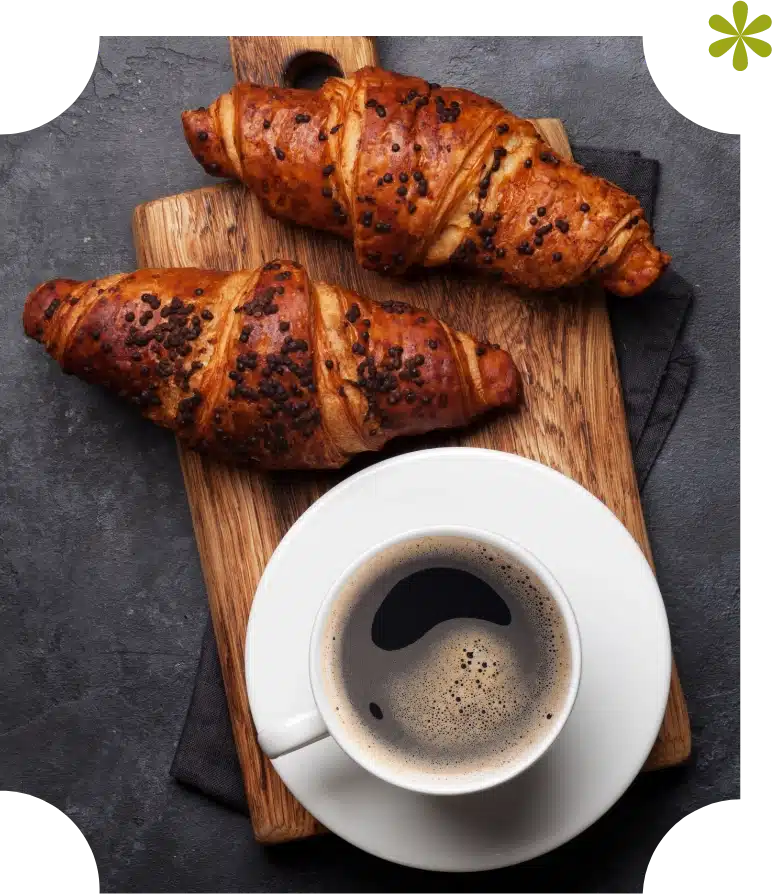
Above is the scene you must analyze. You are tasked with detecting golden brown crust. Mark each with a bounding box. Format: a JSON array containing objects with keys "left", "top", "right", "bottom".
[
  {"left": 24, "top": 262, "right": 521, "bottom": 470},
  {"left": 182, "top": 67, "right": 669, "bottom": 297}
]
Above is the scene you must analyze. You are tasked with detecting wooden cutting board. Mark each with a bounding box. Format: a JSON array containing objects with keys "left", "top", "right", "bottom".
[{"left": 132, "top": 36, "right": 691, "bottom": 844}]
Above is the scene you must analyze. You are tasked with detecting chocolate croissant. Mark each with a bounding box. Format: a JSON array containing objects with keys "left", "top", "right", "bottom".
[
  {"left": 183, "top": 66, "right": 668, "bottom": 297},
  {"left": 23, "top": 261, "right": 520, "bottom": 469}
]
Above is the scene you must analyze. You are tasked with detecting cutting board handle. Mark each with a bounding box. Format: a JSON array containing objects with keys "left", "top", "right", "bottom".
[{"left": 230, "top": 37, "right": 379, "bottom": 85}]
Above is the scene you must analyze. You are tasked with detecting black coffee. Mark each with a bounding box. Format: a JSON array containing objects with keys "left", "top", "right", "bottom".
[{"left": 321, "top": 535, "right": 572, "bottom": 778}]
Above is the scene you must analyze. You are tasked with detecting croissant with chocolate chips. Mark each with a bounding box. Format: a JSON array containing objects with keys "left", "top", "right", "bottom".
[
  {"left": 23, "top": 261, "right": 520, "bottom": 469},
  {"left": 182, "top": 66, "right": 668, "bottom": 297}
]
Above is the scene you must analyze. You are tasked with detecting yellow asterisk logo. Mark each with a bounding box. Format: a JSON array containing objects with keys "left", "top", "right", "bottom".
[{"left": 710, "top": 1, "right": 771, "bottom": 69}]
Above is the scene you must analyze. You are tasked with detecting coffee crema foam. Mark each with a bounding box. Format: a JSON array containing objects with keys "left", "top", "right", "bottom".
[{"left": 321, "top": 535, "right": 572, "bottom": 779}]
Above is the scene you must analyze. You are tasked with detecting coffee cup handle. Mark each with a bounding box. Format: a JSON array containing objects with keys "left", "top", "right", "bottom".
[{"left": 258, "top": 708, "right": 329, "bottom": 759}]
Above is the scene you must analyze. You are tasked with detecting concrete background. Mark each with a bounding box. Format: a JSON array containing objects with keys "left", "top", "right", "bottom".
[{"left": 0, "top": 37, "right": 738, "bottom": 892}]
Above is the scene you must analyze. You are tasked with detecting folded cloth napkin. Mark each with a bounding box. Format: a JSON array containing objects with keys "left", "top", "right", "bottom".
[{"left": 171, "top": 146, "right": 695, "bottom": 816}]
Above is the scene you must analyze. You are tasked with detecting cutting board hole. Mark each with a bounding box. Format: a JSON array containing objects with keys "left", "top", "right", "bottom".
[{"left": 284, "top": 52, "right": 343, "bottom": 89}]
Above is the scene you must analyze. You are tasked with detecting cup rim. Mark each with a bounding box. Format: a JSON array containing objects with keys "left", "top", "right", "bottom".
[{"left": 308, "top": 524, "right": 582, "bottom": 797}]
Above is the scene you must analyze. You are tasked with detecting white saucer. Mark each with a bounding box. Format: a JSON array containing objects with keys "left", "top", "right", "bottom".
[{"left": 245, "top": 448, "right": 671, "bottom": 872}]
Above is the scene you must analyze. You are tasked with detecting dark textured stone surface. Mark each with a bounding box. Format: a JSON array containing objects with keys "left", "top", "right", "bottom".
[{"left": 0, "top": 37, "right": 738, "bottom": 893}]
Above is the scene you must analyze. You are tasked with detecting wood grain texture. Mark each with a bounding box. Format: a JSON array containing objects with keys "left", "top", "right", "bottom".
[{"left": 132, "top": 36, "right": 690, "bottom": 844}]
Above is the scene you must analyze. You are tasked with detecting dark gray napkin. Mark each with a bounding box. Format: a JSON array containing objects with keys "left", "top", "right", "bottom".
[{"left": 170, "top": 147, "right": 694, "bottom": 815}]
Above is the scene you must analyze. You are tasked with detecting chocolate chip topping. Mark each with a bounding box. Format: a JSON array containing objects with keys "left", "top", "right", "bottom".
[{"left": 345, "top": 303, "right": 361, "bottom": 323}]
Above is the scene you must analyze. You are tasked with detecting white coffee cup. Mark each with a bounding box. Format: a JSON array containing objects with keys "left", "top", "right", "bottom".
[{"left": 257, "top": 525, "right": 581, "bottom": 796}]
